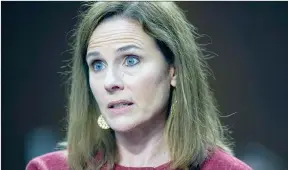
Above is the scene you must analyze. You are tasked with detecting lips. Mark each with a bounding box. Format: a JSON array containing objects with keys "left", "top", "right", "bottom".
[
  {"left": 107, "top": 100, "right": 134, "bottom": 115},
  {"left": 108, "top": 100, "right": 134, "bottom": 108}
]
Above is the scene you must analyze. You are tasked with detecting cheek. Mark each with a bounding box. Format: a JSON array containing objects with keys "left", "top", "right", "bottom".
[
  {"left": 125, "top": 68, "right": 171, "bottom": 108},
  {"left": 89, "top": 74, "right": 105, "bottom": 104}
]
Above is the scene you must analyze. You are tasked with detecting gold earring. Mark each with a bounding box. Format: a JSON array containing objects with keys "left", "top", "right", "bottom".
[{"left": 97, "top": 115, "right": 110, "bottom": 129}]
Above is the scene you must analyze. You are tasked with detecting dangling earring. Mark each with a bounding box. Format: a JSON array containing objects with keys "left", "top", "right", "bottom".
[{"left": 97, "top": 115, "right": 110, "bottom": 129}]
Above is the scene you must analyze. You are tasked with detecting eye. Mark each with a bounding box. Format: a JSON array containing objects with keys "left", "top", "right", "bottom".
[
  {"left": 91, "top": 60, "right": 106, "bottom": 72},
  {"left": 124, "top": 55, "right": 140, "bottom": 67}
]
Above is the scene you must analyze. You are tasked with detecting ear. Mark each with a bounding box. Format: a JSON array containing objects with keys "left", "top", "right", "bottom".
[{"left": 169, "top": 66, "right": 176, "bottom": 87}]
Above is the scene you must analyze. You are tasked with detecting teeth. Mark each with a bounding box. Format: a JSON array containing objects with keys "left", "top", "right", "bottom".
[{"left": 112, "top": 103, "right": 129, "bottom": 108}]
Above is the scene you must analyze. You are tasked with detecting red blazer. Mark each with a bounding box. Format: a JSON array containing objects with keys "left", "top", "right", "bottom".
[{"left": 26, "top": 149, "right": 252, "bottom": 170}]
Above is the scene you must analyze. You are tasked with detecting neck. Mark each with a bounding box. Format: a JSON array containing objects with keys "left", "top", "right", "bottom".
[{"left": 115, "top": 113, "right": 170, "bottom": 167}]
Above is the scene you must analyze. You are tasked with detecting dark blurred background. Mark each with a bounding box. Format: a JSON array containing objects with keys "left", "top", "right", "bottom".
[{"left": 2, "top": 2, "right": 288, "bottom": 170}]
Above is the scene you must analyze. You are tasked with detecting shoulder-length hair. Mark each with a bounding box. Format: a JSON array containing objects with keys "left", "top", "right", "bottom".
[{"left": 63, "top": 2, "right": 232, "bottom": 170}]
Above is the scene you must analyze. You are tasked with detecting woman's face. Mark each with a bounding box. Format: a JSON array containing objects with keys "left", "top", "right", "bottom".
[{"left": 86, "top": 17, "right": 176, "bottom": 132}]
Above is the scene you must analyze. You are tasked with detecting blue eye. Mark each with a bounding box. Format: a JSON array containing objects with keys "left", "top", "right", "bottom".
[
  {"left": 124, "top": 55, "right": 139, "bottom": 67},
  {"left": 92, "top": 60, "right": 105, "bottom": 72}
]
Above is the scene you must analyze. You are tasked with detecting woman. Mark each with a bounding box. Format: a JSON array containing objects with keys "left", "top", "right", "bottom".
[{"left": 26, "top": 2, "right": 252, "bottom": 170}]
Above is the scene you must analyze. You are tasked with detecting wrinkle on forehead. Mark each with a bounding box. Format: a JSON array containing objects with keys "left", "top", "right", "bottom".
[
  {"left": 87, "top": 18, "right": 154, "bottom": 50},
  {"left": 88, "top": 32, "right": 145, "bottom": 49}
]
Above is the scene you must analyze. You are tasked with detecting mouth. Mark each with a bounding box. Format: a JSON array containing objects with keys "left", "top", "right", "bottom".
[
  {"left": 108, "top": 100, "right": 134, "bottom": 109},
  {"left": 107, "top": 100, "right": 134, "bottom": 115}
]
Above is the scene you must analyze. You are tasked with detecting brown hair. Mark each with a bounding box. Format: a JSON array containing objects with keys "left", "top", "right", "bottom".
[{"left": 63, "top": 2, "right": 232, "bottom": 170}]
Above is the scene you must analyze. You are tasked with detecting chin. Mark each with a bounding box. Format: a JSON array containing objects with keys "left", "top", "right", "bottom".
[{"left": 109, "top": 119, "right": 140, "bottom": 132}]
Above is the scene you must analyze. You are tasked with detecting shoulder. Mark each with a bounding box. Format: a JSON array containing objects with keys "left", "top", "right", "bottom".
[
  {"left": 200, "top": 149, "right": 253, "bottom": 170},
  {"left": 26, "top": 150, "right": 69, "bottom": 170}
]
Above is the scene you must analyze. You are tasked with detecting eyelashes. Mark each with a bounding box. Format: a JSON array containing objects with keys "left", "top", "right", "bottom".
[
  {"left": 124, "top": 55, "right": 140, "bottom": 67},
  {"left": 90, "top": 55, "right": 140, "bottom": 72},
  {"left": 91, "top": 59, "right": 105, "bottom": 72}
]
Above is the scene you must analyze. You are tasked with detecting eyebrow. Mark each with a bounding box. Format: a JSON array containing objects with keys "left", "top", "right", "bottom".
[
  {"left": 117, "top": 44, "right": 141, "bottom": 52},
  {"left": 86, "top": 44, "right": 142, "bottom": 59}
]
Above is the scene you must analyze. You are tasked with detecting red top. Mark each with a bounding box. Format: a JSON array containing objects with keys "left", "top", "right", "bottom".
[{"left": 26, "top": 149, "right": 252, "bottom": 170}]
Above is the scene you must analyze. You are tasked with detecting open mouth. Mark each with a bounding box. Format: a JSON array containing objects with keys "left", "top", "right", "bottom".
[{"left": 108, "top": 101, "right": 134, "bottom": 109}]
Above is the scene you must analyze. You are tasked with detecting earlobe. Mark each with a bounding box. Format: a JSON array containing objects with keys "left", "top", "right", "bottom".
[
  {"left": 170, "top": 66, "right": 177, "bottom": 87},
  {"left": 171, "top": 76, "right": 176, "bottom": 87}
]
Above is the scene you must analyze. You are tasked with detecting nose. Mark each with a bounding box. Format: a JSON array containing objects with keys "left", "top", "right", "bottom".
[{"left": 104, "top": 68, "right": 124, "bottom": 93}]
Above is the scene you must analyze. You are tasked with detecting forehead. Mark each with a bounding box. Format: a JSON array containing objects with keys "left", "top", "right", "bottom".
[{"left": 88, "top": 17, "right": 155, "bottom": 49}]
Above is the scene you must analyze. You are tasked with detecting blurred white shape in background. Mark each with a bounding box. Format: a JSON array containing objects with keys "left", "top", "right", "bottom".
[{"left": 24, "top": 127, "right": 59, "bottom": 164}]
